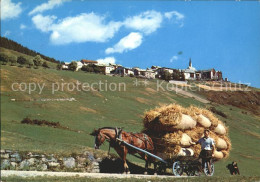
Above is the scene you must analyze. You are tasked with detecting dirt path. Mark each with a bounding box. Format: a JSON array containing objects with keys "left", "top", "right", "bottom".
[
  {"left": 1, "top": 170, "right": 188, "bottom": 179},
  {"left": 174, "top": 87, "right": 210, "bottom": 104}
]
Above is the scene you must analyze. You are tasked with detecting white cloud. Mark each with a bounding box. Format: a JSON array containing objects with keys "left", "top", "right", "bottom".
[
  {"left": 1, "top": 0, "right": 22, "bottom": 20},
  {"left": 165, "top": 11, "right": 185, "bottom": 27},
  {"left": 170, "top": 55, "right": 178, "bottom": 62},
  {"left": 97, "top": 57, "right": 116, "bottom": 65},
  {"left": 105, "top": 32, "right": 143, "bottom": 54},
  {"left": 3, "top": 31, "right": 11, "bottom": 37},
  {"left": 29, "top": 0, "right": 70, "bottom": 16},
  {"left": 165, "top": 11, "right": 184, "bottom": 20},
  {"left": 31, "top": 10, "right": 184, "bottom": 46},
  {"left": 20, "top": 24, "right": 27, "bottom": 29},
  {"left": 32, "top": 13, "right": 122, "bottom": 44},
  {"left": 32, "top": 14, "right": 57, "bottom": 32},
  {"left": 124, "top": 11, "right": 163, "bottom": 35}
]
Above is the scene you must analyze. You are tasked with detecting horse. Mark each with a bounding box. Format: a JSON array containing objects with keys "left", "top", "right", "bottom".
[{"left": 90, "top": 127, "right": 157, "bottom": 174}]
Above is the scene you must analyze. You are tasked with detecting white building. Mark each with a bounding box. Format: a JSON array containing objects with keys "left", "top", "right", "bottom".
[{"left": 182, "top": 59, "right": 197, "bottom": 80}]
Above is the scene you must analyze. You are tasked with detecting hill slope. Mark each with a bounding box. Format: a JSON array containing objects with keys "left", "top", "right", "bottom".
[{"left": 1, "top": 64, "right": 260, "bottom": 176}]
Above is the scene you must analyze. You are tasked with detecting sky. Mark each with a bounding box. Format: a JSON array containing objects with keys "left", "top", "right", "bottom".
[{"left": 1, "top": 0, "right": 260, "bottom": 88}]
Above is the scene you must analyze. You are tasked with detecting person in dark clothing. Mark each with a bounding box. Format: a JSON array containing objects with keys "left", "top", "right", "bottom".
[{"left": 226, "top": 161, "right": 240, "bottom": 175}]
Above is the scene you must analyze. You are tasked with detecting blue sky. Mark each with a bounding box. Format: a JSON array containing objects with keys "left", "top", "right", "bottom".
[{"left": 1, "top": 0, "right": 260, "bottom": 88}]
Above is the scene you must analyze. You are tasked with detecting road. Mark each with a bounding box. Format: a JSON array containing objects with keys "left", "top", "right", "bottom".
[{"left": 1, "top": 170, "right": 188, "bottom": 179}]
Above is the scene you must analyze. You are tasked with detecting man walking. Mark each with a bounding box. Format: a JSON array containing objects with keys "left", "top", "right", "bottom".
[{"left": 190, "top": 129, "right": 215, "bottom": 175}]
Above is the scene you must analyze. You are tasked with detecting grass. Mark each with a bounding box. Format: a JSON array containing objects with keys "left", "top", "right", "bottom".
[
  {"left": 2, "top": 175, "right": 260, "bottom": 182},
  {"left": 1, "top": 65, "right": 260, "bottom": 177},
  {"left": 0, "top": 47, "right": 58, "bottom": 69}
]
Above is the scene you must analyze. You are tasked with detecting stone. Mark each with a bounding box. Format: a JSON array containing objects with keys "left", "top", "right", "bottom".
[
  {"left": 19, "top": 160, "right": 30, "bottom": 170},
  {"left": 87, "top": 154, "right": 95, "bottom": 161},
  {"left": 92, "top": 161, "right": 99, "bottom": 166},
  {"left": 63, "top": 157, "right": 76, "bottom": 168},
  {"left": 48, "top": 162, "right": 60, "bottom": 167},
  {"left": 10, "top": 153, "right": 21, "bottom": 162},
  {"left": 77, "top": 157, "right": 87, "bottom": 164},
  {"left": 41, "top": 158, "right": 47, "bottom": 162},
  {"left": 1, "top": 153, "right": 9, "bottom": 159},
  {"left": 37, "top": 163, "right": 48, "bottom": 171},
  {"left": 0, "top": 150, "right": 5, "bottom": 154},
  {"left": 28, "top": 158, "right": 38, "bottom": 166},
  {"left": 47, "top": 157, "right": 57, "bottom": 163},
  {"left": 1, "top": 159, "right": 10, "bottom": 170},
  {"left": 10, "top": 162, "right": 18, "bottom": 169},
  {"left": 5, "top": 150, "right": 12, "bottom": 153}
]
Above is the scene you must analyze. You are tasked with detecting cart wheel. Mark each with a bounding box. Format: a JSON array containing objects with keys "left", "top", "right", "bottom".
[
  {"left": 203, "top": 161, "right": 214, "bottom": 176},
  {"left": 172, "top": 161, "right": 183, "bottom": 176}
]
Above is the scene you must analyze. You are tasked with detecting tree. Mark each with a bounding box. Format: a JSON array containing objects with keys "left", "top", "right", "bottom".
[
  {"left": 0, "top": 53, "right": 9, "bottom": 65},
  {"left": 42, "top": 61, "right": 49, "bottom": 68},
  {"left": 172, "top": 70, "right": 185, "bottom": 81},
  {"left": 56, "top": 63, "right": 62, "bottom": 70},
  {"left": 81, "top": 65, "right": 94, "bottom": 72},
  {"left": 162, "top": 70, "right": 172, "bottom": 81},
  {"left": 69, "top": 61, "right": 77, "bottom": 71},
  {"left": 9, "top": 56, "right": 17, "bottom": 66},
  {"left": 17, "top": 56, "right": 27, "bottom": 65},
  {"left": 27, "top": 59, "right": 34, "bottom": 68},
  {"left": 33, "top": 55, "right": 43, "bottom": 66}
]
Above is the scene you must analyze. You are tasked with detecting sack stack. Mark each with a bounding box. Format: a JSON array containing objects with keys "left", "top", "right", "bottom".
[{"left": 143, "top": 104, "right": 231, "bottom": 160}]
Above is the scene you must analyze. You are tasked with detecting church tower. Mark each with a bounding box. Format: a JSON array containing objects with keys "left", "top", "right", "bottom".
[{"left": 189, "top": 58, "right": 192, "bottom": 68}]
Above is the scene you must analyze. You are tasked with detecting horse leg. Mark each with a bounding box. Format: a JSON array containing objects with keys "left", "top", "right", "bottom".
[
  {"left": 144, "top": 155, "right": 148, "bottom": 175},
  {"left": 122, "top": 147, "right": 130, "bottom": 174},
  {"left": 153, "top": 162, "right": 158, "bottom": 175}
]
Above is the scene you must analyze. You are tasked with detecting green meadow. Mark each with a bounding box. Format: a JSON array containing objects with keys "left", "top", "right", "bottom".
[{"left": 1, "top": 64, "right": 260, "bottom": 177}]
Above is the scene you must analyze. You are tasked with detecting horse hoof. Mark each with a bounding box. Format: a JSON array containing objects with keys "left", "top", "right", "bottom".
[
  {"left": 144, "top": 172, "right": 148, "bottom": 175},
  {"left": 127, "top": 171, "right": 130, "bottom": 174},
  {"left": 154, "top": 173, "right": 157, "bottom": 176},
  {"left": 123, "top": 172, "right": 126, "bottom": 174}
]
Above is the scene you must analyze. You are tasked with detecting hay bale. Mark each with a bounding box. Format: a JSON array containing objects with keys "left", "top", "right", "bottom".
[
  {"left": 143, "top": 104, "right": 231, "bottom": 160},
  {"left": 180, "top": 133, "right": 192, "bottom": 147},
  {"left": 209, "top": 132, "right": 227, "bottom": 150},
  {"left": 214, "top": 124, "right": 226, "bottom": 135},
  {"left": 216, "top": 138, "right": 228, "bottom": 150},
  {"left": 213, "top": 150, "right": 224, "bottom": 160},
  {"left": 178, "top": 148, "right": 194, "bottom": 157},
  {"left": 175, "top": 114, "right": 197, "bottom": 130},
  {"left": 190, "top": 144, "right": 201, "bottom": 158},
  {"left": 143, "top": 104, "right": 196, "bottom": 132},
  {"left": 163, "top": 131, "right": 183, "bottom": 145},
  {"left": 221, "top": 150, "right": 229, "bottom": 158},
  {"left": 197, "top": 114, "right": 211, "bottom": 128},
  {"left": 185, "top": 126, "right": 205, "bottom": 142},
  {"left": 188, "top": 106, "right": 218, "bottom": 127},
  {"left": 222, "top": 135, "right": 232, "bottom": 151}
]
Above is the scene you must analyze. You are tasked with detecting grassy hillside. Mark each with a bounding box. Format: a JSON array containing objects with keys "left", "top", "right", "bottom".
[
  {"left": 0, "top": 47, "right": 58, "bottom": 69},
  {"left": 1, "top": 65, "right": 260, "bottom": 177}
]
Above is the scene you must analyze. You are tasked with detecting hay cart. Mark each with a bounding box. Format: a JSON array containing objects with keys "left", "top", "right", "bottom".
[{"left": 117, "top": 138, "right": 214, "bottom": 176}]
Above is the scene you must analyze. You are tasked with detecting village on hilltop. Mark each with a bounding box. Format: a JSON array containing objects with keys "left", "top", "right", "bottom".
[{"left": 62, "top": 58, "right": 226, "bottom": 81}]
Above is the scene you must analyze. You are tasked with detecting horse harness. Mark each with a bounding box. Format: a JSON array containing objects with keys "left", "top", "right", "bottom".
[
  {"left": 99, "top": 127, "right": 153, "bottom": 155},
  {"left": 115, "top": 127, "right": 153, "bottom": 151}
]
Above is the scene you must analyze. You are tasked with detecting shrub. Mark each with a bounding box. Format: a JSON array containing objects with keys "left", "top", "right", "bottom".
[
  {"left": 56, "top": 63, "right": 62, "bottom": 70},
  {"left": 68, "top": 61, "right": 77, "bottom": 71},
  {"left": 27, "top": 59, "right": 34, "bottom": 68},
  {"left": 0, "top": 53, "right": 9, "bottom": 65},
  {"left": 9, "top": 56, "right": 17, "bottom": 66},
  {"left": 33, "top": 55, "right": 43, "bottom": 66},
  {"left": 42, "top": 61, "right": 49, "bottom": 68},
  {"left": 17, "top": 56, "right": 27, "bottom": 65}
]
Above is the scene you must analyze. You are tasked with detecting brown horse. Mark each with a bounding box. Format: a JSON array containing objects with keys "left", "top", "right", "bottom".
[{"left": 90, "top": 127, "right": 156, "bottom": 174}]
